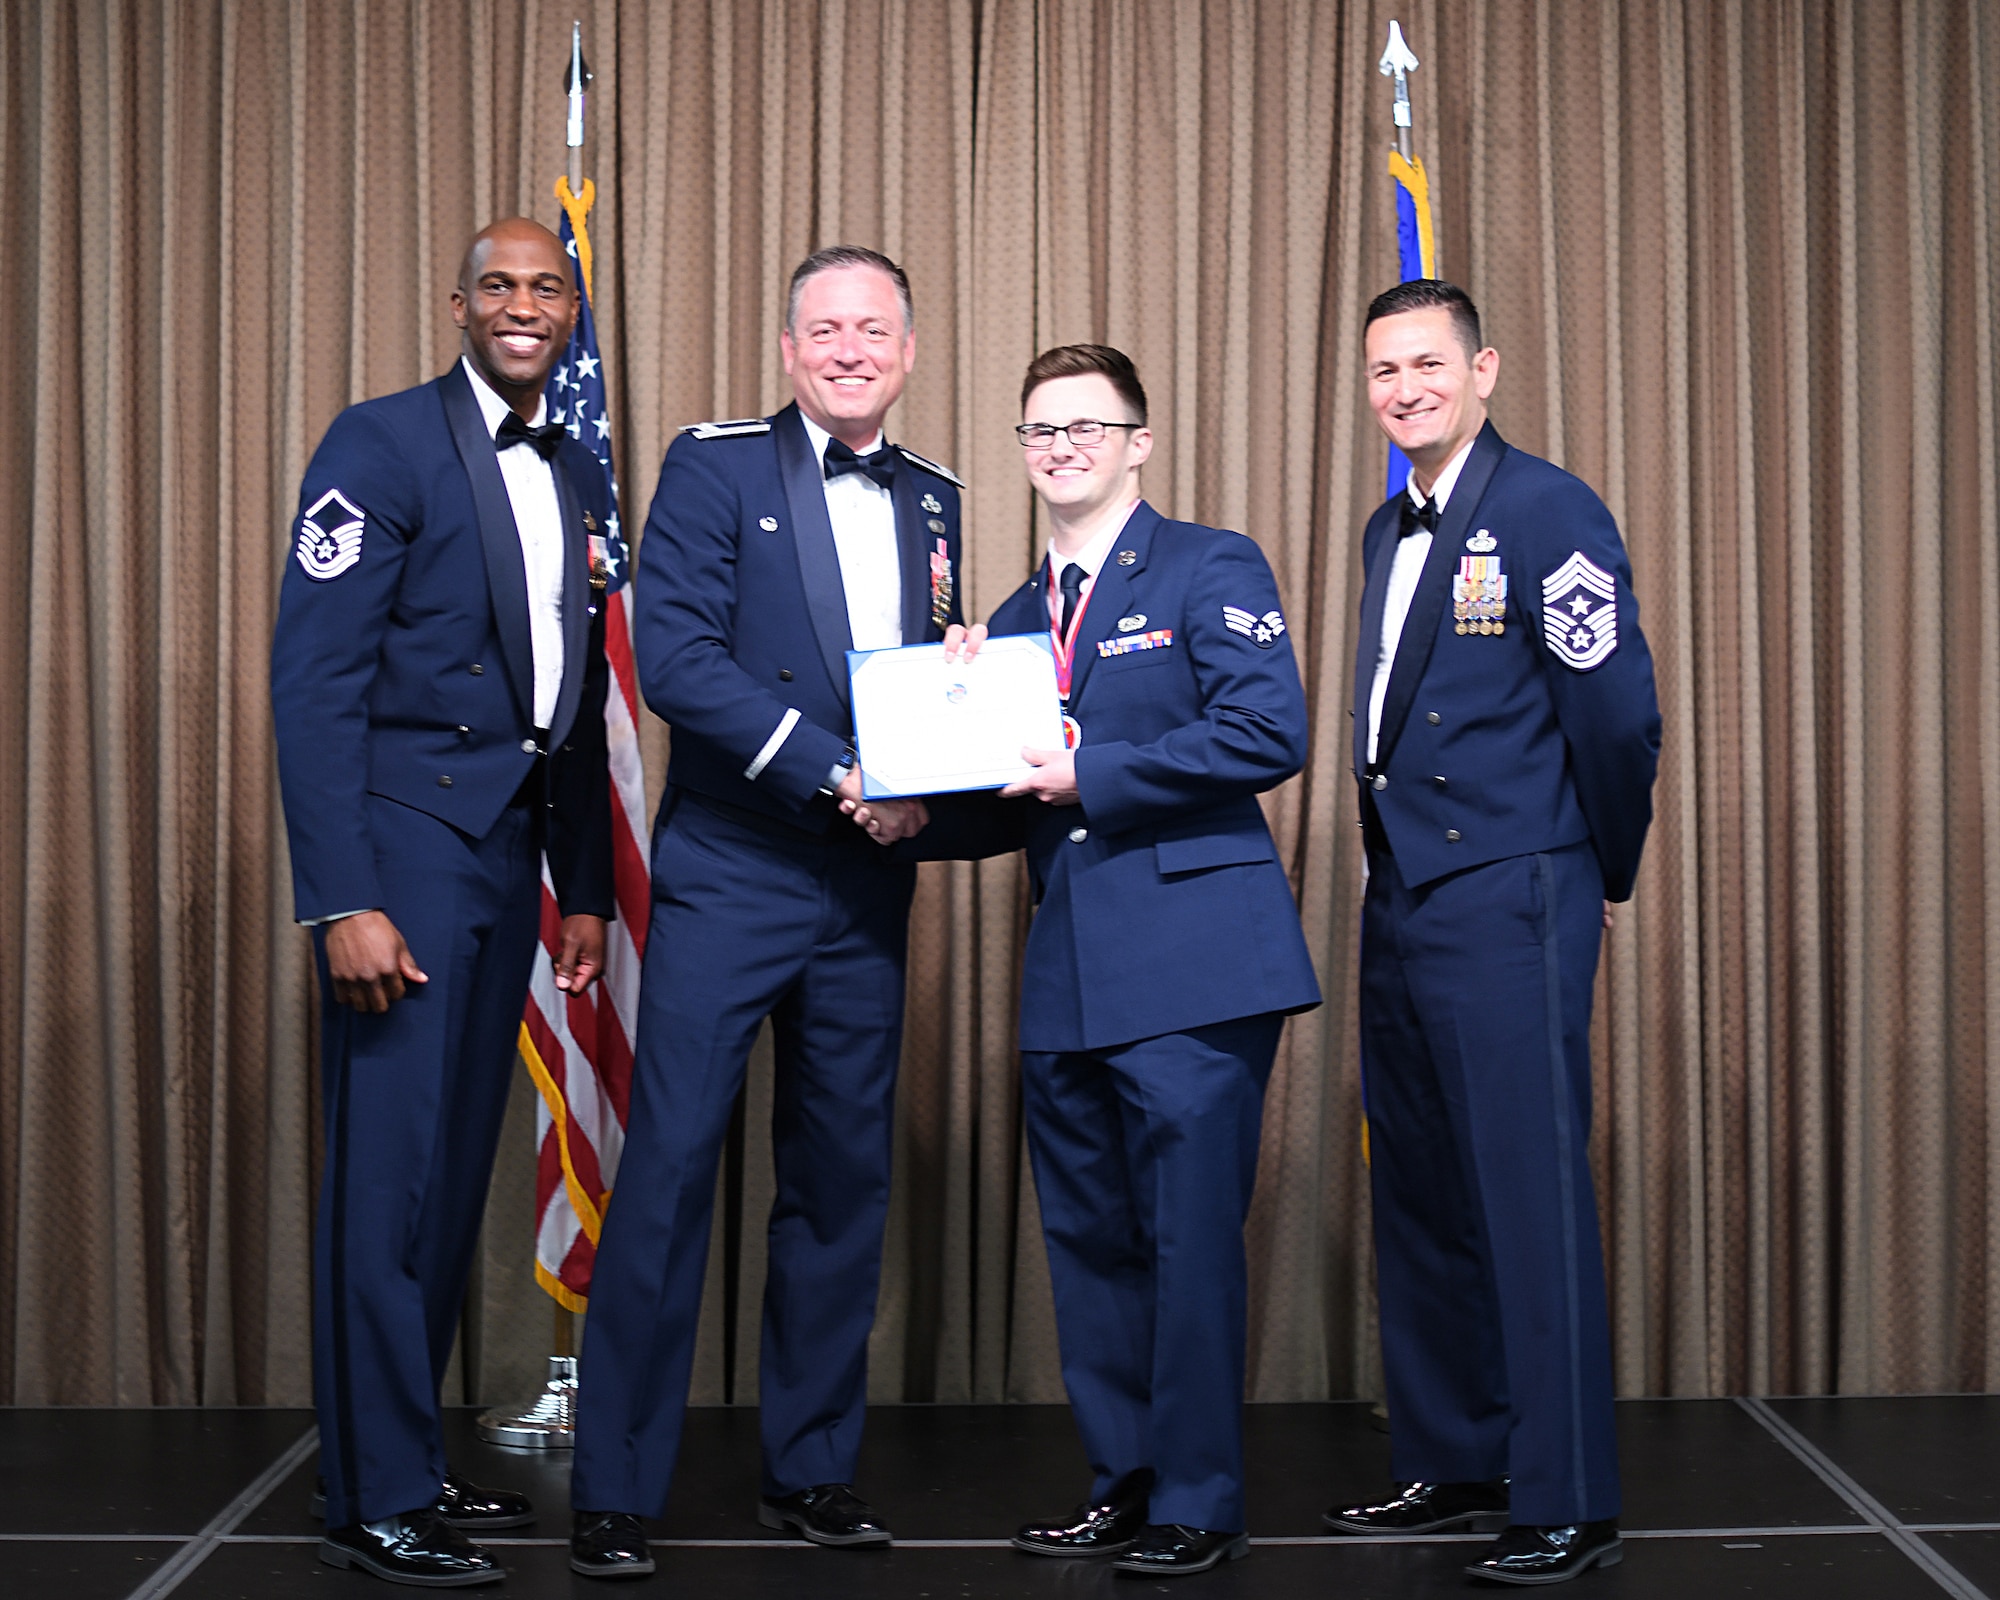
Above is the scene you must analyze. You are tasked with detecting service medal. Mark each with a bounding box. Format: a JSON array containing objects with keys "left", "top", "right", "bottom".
[
  {"left": 930, "top": 538, "right": 953, "bottom": 629},
  {"left": 1455, "top": 555, "right": 1507, "bottom": 635}
]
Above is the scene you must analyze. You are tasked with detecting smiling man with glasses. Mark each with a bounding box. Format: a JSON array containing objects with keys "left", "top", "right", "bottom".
[{"left": 892, "top": 343, "right": 1320, "bottom": 1578}]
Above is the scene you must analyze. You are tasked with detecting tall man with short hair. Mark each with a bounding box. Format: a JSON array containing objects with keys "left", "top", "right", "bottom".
[
  {"left": 272, "top": 218, "right": 615, "bottom": 1588},
  {"left": 909, "top": 343, "right": 1320, "bottom": 1578},
  {"left": 569, "top": 246, "right": 963, "bottom": 1580},
  {"left": 1327, "top": 280, "right": 1660, "bottom": 1586}
]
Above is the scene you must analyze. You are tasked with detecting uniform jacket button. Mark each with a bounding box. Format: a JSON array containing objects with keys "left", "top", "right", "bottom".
[
  {"left": 521, "top": 738, "right": 538, "bottom": 754},
  {"left": 1372, "top": 773, "right": 1388, "bottom": 791},
  {"left": 1068, "top": 826, "right": 1088, "bottom": 843},
  {"left": 456, "top": 724, "right": 470, "bottom": 735},
  {"left": 470, "top": 663, "right": 484, "bottom": 675},
  {"left": 1446, "top": 828, "right": 1461, "bottom": 842},
  {"left": 438, "top": 774, "right": 453, "bottom": 788},
  {"left": 778, "top": 669, "right": 794, "bottom": 681},
  {"left": 1433, "top": 775, "right": 1448, "bottom": 789},
  {"left": 1426, "top": 711, "right": 1441, "bottom": 724}
]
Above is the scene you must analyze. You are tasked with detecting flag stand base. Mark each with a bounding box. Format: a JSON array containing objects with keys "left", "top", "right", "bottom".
[{"left": 476, "top": 1354, "right": 579, "bottom": 1449}]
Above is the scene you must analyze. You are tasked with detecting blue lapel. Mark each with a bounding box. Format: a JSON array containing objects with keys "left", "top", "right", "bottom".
[
  {"left": 891, "top": 464, "right": 934, "bottom": 643},
  {"left": 1064, "top": 501, "right": 1157, "bottom": 708},
  {"left": 546, "top": 441, "right": 593, "bottom": 751},
  {"left": 439, "top": 362, "right": 535, "bottom": 730},
  {"left": 1372, "top": 422, "right": 1509, "bottom": 769},
  {"left": 773, "top": 404, "right": 856, "bottom": 707},
  {"left": 1352, "top": 499, "right": 1401, "bottom": 777}
]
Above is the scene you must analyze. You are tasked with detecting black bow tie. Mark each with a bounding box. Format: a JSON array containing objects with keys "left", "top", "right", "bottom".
[
  {"left": 824, "top": 437, "right": 899, "bottom": 491},
  {"left": 496, "top": 412, "right": 565, "bottom": 460},
  {"left": 1400, "top": 492, "right": 1441, "bottom": 537}
]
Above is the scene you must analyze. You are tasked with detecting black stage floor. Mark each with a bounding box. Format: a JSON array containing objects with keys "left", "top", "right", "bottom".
[{"left": 3, "top": 1397, "right": 1995, "bottom": 1599}]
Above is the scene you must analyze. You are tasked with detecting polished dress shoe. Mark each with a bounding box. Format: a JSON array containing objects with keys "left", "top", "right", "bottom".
[
  {"left": 310, "top": 1472, "right": 535, "bottom": 1531},
  {"left": 1111, "top": 1524, "right": 1250, "bottom": 1577},
  {"left": 1466, "top": 1521, "right": 1623, "bottom": 1585},
  {"left": 756, "top": 1483, "right": 892, "bottom": 1546},
  {"left": 1013, "top": 1468, "right": 1154, "bottom": 1556},
  {"left": 1325, "top": 1479, "right": 1510, "bottom": 1535},
  {"left": 319, "top": 1508, "right": 502, "bottom": 1587},
  {"left": 570, "top": 1511, "right": 657, "bottom": 1580}
]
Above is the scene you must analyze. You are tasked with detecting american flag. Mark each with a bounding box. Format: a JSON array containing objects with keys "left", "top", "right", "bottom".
[{"left": 517, "top": 191, "right": 648, "bottom": 1310}]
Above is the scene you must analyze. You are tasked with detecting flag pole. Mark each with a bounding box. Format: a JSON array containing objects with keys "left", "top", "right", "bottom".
[
  {"left": 551, "top": 10, "right": 592, "bottom": 1378},
  {"left": 476, "top": 16, "right": 596, "bottom": 1449}
]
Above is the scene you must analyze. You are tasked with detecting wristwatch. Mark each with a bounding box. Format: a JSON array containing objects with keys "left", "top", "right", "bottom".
[{"left": 821, "top": 747, "right": 857, "bottom": 795}]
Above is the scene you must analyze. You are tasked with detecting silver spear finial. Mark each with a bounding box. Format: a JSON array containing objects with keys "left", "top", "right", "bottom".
[
  {"left": 1378, "top": 20, "right": 1420, "bottom": 162},
  {"left": 564, "top": 21, "right": 593, "bottom": 189}
]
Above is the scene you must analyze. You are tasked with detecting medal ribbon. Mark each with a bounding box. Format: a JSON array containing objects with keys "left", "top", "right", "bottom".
[{"left": 1047, "top": 558, "right": 1099, "bottom": 700}]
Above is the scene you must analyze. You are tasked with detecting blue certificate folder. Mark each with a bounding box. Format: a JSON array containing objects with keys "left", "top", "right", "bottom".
[{"left": 846, "top": 632, "right": 1066, "bottom": 799}]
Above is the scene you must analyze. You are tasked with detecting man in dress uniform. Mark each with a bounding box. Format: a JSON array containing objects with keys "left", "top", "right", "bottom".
[
  {"left": 1326, "top": 280, "right": 1660, "bottom": 1586},
  {"left": 568, "top": 246, "right": 962, "bottom": 1580},
  {"left": 898, "top": 344, "right": 1321, "bottom": 1578},
  {"left": 270, "top": 218, "right": 615, "bottom": 1588}
]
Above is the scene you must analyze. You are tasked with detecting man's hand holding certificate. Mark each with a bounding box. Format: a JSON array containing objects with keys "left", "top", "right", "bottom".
[{"left": 846, "top": 631, "right": 1066, "bottom": 799}]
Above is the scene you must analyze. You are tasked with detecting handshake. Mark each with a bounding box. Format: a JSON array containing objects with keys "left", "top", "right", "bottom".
[{"left": 837, "top": 621, "right": 1082, "bottom": 843}]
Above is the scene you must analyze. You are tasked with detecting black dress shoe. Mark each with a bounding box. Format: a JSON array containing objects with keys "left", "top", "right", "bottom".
[
  {"left": 1324, "top": 1479, "right": 1510, "bottom": 1535},
  {"left": 319, "top": 1508, "right": 503, "bottom": 1587},
  {"left": 311, "top": 1472, "right": 535, "bottom": 1530},
  {"left": 1466, "top": 1521, "right": 1623, "bottom": 1585},
  {"left": 1111, "top": 1524, "right": 1250, "bottom": 1577},
  {"left": 1013, "top": 1469, "right": 1155, "bottom": 1556},
  {"left": 756, "top": 1483, "right": 892, "bottom": 1546},
  {"left": 570, "top": 1511, "right": 657, "bottom": 1580}
]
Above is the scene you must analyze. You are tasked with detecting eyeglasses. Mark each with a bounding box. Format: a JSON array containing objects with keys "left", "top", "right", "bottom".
[{"left": 1014, "top": 419, "right": 1144, "bottom": 449}]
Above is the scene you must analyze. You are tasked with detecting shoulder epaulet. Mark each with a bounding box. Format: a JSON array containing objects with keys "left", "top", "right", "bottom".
[
  {"left": 680, "top": 418, "right": 772, "bottom": 440},
  {"left": 894, "top": 444, "right": 965, "bottom": 488}
]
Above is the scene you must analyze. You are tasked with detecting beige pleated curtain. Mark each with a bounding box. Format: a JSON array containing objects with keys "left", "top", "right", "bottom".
[{"left": 2, "top": 0, "right": 1996, "bottom": 1408}]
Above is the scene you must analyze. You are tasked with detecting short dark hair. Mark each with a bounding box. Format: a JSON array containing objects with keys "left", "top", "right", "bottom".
[
  {"left": 1364, "top": 279, "right": 1483, "bottom": 358},
  {"left": 786, "top": 245, "right": 914, "bottom": 333},
  {"left": 1020, "top": 343, "right": 1148, "bottom": 425}
]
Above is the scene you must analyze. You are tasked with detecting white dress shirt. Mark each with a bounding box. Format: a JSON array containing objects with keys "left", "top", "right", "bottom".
[
  {"left": 1046, "top": 509, "right": 1133, "bottom": 623},
  {"left": 801, "top": 414, "right": 904, "bottom": 653},
  {"left": 1366, "top": 437, "right": 1475, "bottom": 765},
  {"left": 464, "top": 356, "right": 566, "bottom": 730}
]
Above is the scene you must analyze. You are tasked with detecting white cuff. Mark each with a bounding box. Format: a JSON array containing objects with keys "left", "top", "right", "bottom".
[{"left": 744, "top": 707, "right": 802, "bottom": 781}]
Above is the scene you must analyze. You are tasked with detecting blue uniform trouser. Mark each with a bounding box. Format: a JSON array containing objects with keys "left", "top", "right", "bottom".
[
  {"left": 1360, "top": 840, "right": 1620, "bottom": 1526},
  {"left": 313, "top": 795, "right": 541, "bottom": 1529},
  {"left": 1020, "top": 1013, "right": 1283, "bottom": 1535},
  {"left": 572, "top": 793, "right": 915, "bottom": 1517}
]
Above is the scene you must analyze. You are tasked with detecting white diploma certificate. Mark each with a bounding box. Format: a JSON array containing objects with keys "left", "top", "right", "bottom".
[{"left": 847, "top": 632, "right": 1066, "bottom": 798}]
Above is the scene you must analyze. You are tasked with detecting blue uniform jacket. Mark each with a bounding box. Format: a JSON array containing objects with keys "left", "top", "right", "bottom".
[
  {"left": 915, "top": 503, "right": 1322, "bottom": 1053},
  {"left": 632, "top": 403, "right": 964, "bottom": 830},
  {"left": 271, "top": 363, "right": 615, "bottom": 924},
  {"left": 1354, "top": 422, "right": 1662, "bottom": 900}
]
